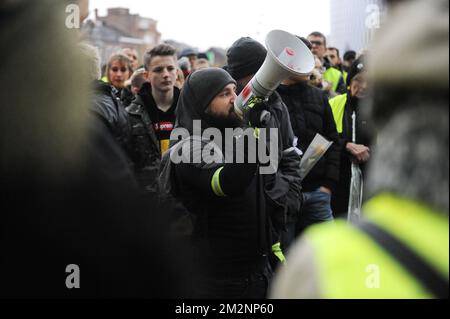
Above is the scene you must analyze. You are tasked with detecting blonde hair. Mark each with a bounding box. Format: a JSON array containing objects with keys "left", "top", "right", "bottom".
[{"left": 106, "top": 54, "right": 133, "bottom": 83}]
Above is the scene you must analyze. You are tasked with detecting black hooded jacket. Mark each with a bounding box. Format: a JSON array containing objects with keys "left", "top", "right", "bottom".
[
  {"left": 277, "top": 81, "right": 341, "bottom": 193},
  {"left": 161, "top": 68, "right": 272, "bottom": 277},
  {"left": 126, "top": 83, "right": 180, "bottom": 192}
]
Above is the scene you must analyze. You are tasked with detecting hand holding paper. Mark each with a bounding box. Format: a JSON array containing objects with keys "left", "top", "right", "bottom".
[{"left": 299, "top": 133, "right": 333, "bottom": 181}]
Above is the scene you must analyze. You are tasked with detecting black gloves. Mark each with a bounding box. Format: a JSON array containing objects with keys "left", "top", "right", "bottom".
[{"left": 244, "top": 97, "right": 271, "bottom": 128}]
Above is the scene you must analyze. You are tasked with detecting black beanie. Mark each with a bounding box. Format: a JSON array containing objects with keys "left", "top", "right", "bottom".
[
  {"left": 176, "top": 68, "right": 236, "bottom": 134},
  {"left": 226, "top": 37, "right": 267, "bottom": 80},
  {"left": 186, "top": 68, "right": 236, "bottom": 112}
]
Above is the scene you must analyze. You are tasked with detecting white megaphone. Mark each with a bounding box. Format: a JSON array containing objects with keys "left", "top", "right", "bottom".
[{"left": 234, "top": 30, "right": 315, "bottom": 119}]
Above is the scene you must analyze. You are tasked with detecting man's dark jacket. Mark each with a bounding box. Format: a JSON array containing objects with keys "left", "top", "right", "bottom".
[
  {"left": 277, "top": 81, "right": 341, "bottom": 193},
  {"left": 263, "top": 92, "right": 303, "bottom": 227}
]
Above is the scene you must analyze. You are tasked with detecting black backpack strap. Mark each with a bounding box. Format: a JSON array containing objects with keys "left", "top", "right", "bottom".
[{"left": 358, "top": 220, "right": 449, "bottom": 299}]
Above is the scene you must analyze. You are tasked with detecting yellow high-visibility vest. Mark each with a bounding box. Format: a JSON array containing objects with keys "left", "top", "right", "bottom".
[
  {"left": 303, "top": 193, "right": 449, "bottom": 298},
  {"left": 329, "top": 93, "right": 348, "bottom": 134},
  {"left": 324, "top": 67, "right": 343, "bottom": 92}
]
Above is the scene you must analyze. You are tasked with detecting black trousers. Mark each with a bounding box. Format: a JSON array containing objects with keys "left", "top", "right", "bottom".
[{"left": 191, "top": 259, "right": 272, "bottom": 299}]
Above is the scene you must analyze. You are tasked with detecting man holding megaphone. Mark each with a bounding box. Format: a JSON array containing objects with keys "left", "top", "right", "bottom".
[{"left": 225, "top": 32, "right": 313, "bottom": 260}]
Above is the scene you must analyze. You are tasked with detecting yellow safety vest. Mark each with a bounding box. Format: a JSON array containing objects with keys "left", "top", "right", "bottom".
[
  {"left": 329, "top": 93, "right": 348, "bottom": 134},
  {"left": 324, "top": 67, "right": 343, "bottom": 92},
  {"left": 304, "top": 193, "right": 449, "bottom": 298}
]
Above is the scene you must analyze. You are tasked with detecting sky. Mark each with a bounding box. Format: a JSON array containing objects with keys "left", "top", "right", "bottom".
[{"left": 88, "top": 0, "right": 330, "bottom": 51}]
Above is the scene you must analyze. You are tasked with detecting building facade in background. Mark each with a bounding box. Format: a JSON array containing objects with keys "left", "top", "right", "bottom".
[
  {"left": 329, "top": 0, "right": 384, "bottom": 55},
  {"left": 81, "top": 7, "right": 224, "bottom": 68},
  {"left": 81, "top": 7, "right": 161, "bottom": 66}
]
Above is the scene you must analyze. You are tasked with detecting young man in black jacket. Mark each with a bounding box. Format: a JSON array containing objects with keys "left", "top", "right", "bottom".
[
  {"left": 277, "top": 57, "right": 341, "bottom": 235},
  {"left": 127, "top": 44, "right": 180, "bottom": 193}
]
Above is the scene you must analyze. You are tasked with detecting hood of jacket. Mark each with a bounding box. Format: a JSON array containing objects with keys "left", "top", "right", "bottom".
[
  {"left": 175, "top": 67, "right": 236, "bottom": 136},
  {"left": 135, "top": 82, "right": 181, "bottom": 113}
]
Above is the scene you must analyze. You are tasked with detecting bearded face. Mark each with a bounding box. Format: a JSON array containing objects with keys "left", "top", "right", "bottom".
[{"left": 205, "top": 83, "right": 243, "bottom": 129}]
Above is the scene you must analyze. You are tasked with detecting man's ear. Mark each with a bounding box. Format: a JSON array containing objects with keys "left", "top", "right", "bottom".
[{"left": 144, "top": 71, "right": 149, "bottom": 81}]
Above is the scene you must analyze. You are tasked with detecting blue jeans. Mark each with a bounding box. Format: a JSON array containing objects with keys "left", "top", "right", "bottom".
[{"left": 296, "top": 188, "right": 334, "bottom": 235}]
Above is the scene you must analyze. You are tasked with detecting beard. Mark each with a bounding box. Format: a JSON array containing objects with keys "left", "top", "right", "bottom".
[{"left": 205, "top": 106, "right": 243, "bottom": 130}]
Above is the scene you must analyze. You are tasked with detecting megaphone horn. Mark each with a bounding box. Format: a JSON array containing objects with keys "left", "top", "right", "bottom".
[{"left": 234, "top": 30, "right": 315, "bottom": 118}]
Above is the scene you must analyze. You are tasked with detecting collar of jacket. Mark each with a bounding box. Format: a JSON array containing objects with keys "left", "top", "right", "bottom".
[
  {"left": 133, "top": 82, "right": 180, "bottom": 113},
  {"left": 92, "top": 80, "right": 117, "bottom": 96},
  {"left": 323, "top": 56, "right": 332, "bottom": 69}
]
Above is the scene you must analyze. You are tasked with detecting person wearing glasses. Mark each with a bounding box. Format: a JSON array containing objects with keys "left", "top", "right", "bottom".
[{"left": 308, "top": 31, "right": 346, "bottom": 95}]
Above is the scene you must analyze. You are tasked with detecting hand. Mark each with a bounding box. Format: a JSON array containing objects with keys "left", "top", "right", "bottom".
[
  {"left": 244, "top": 97, "right": 271, "bottom": 128},
  {"left": 321, "top": 80, "right": 332, "bottom": 92},
  {"left": 319, "top": 186, "right": 332, "bottom": 195},
  {"left": 346, "top": 142, "right": 370, "bottom": 163}
]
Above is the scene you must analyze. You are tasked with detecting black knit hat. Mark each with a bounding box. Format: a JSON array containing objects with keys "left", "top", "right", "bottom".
[
  {"left": 176, "top": 68, "right": 236, "bottom": 134},
  {"left": 225, "top": 37, "right": 267, "bottom": 80}
]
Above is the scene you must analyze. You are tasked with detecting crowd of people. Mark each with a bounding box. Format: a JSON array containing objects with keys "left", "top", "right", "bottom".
[{"left": 0, "top": 0, "right": 448, "bottom": 299}]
